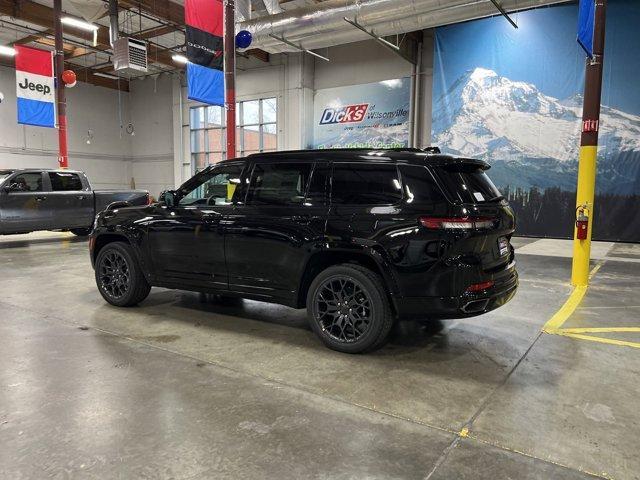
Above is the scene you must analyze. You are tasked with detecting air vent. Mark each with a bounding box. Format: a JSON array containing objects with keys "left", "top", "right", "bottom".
[{"left": 113, "top": 37, "right": 148, "bottom": 75}]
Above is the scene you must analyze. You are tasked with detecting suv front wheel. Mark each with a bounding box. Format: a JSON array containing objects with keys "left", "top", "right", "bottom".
[
  {"left": 307, "top": 264, "right": 394, "bottom": 354},
  {"left": 95, "top": 242, "right": 151, "bottom": 307}
]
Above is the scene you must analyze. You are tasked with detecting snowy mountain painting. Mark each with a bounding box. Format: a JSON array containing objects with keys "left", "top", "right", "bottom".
[
  {"left": 432, "top": 1, "right": 640, "bottom": 242},
  {"left": 432, "top": 67, "right": 640, "bottom": 195}
]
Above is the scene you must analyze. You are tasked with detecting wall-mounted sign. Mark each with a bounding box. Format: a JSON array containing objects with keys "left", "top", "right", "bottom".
[{"left": 312, "top": 78, "right": 411, "bottom": 149}]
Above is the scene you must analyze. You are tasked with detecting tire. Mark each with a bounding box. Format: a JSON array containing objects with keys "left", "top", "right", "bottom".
[
  {"left": 71, "top": 228, "right": 92, "bottom": 236},
  {"left": 95, "top": 242, "right": 151, "bottom": 307},
  {"left": 306, "top": 264, "right": 394, "bottom": 354}
]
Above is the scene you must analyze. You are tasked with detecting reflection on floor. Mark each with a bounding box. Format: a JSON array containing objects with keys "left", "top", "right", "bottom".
[{"left": 0, "top": 232, "right": 638, "bottom": 479}]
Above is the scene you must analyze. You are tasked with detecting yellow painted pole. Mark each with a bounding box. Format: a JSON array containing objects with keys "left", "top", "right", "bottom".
[
  {"left": 571, "top": 0, "right": 606, "bottom": 287},
  {"left": 571, "top": 146, "right": 597, "bottom": 286}
]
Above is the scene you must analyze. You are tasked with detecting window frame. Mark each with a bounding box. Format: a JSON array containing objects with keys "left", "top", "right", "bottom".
[
  {"left": 189, "top": 97, "right": 278, "bottom": 174},
  {"left": 176, "top": 163, "right": 245, "bottom": 209},
  {"left": 329, "top": 162, "right": 404, "bottom": 207},
  {"left": 48, "top": 171, "right": 85, "bottom": 192},
  {"left": 8, "top": 171, "right": 45, "bottom": 193},
  {"left": 244, "top": 160, "right": 314, "bottom": 207}
]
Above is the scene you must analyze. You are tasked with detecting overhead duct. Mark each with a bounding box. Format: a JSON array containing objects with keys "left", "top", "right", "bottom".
[
  {"left": 108, "top": 0, "right": 119, "bottom": 47},
  {"left": 261, "top": 0, "right": 284, "bottom": 15},
  {"left": 239, "top": 0, "right": 568, "bottom": 53}
]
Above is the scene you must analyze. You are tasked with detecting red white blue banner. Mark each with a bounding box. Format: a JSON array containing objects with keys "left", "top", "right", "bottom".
[
  {"left": 15, "top": 45, "right": 56, "bottom": 128},
  {"left": 185, "top": 0, "right": 224, "bottom": 106}
]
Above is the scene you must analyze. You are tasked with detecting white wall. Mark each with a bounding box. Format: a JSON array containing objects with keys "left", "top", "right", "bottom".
[
  {"left": 0, "top": 65, "right": 133, "bottom": 190},
  {"left": 129, "top": 74, "right": 175, "bottom": 198},
  {"left": 313, "top": 40, "right": 414, "bottom": 90},
  {"left": 1, "top": 35, "right": 436, "bottom": 193}
]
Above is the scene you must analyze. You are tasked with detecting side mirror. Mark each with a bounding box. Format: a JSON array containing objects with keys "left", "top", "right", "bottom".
[{"left": 159, "top": 189, "right": 176, "bottom": 207}]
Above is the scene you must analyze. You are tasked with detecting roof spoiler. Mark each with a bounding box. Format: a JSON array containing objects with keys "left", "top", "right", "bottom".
[{"left": 429, "top": 157, "right": 490, "bottom": 171}]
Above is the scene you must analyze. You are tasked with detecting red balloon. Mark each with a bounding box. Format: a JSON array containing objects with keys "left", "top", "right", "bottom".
[{"left": 62, "top": 70, "right": 76, "bottom": 87}]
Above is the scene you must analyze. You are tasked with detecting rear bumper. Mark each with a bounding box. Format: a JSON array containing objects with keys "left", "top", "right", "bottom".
[{"left": 393, "top": 262, "right": 518, "bottom": 320}]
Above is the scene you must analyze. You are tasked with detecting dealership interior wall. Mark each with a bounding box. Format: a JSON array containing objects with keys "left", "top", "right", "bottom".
[
  {"left": 0, "top": 36, "right": 434, "bottom": 196},
  {"left": 3, "top": 2, "right": 640, "bottom": 479}
]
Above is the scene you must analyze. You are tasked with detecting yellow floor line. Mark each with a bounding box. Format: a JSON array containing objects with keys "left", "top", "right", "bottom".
[
  {"left": 560, "top": 327, "right": 640, "bottom": 334},
  {"left": 542, "top": 286, "right": 588, "bottom": 333},
  {"left": 542, "top": 261, "right": 604, "bottom": 334},
  {"left": 558, "top": 332, "right": 640, "bottom": 350}
]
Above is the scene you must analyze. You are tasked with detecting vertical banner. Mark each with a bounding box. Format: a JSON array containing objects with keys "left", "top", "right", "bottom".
[
  {"left": 15, "top": 45, "right": 55, "bottom": 128},
  {"left": 578, "top": 0, "right": 596, "bottom": 57},
  {"left": 185, "top": 0, "right": 224, "bottom": 106}
]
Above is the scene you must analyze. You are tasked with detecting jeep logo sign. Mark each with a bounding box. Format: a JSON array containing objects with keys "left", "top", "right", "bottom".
[
  {"left": 15, "top": 45, "right": 56, "bottom": 128},
  {"left": 18, "top": 78, "right": 52, "bottom": 96}
]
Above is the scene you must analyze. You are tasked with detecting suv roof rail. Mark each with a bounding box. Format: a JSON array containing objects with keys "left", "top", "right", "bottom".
[{"left": 246, "top": 147, "right": 443, "bottom": 157}]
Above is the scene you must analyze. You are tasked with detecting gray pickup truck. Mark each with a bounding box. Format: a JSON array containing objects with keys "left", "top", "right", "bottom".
[{"left": 0, "top": 168, "right": 149, "bottom": 236}]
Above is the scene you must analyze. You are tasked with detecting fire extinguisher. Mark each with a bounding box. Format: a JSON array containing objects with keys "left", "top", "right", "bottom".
[{"left": 576, "top": 205, "right": 589, "bottom": 240}]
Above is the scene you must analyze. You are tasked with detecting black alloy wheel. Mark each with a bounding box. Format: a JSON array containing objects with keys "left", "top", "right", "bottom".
[
  {"left": 307, "top": 264, "right": 394, "bottom": 354},
  {"left": 313, "top": 276, "right": 373, "bottom": 343},
  {"left": 95, "top": 242, "right": 151, "bottom": 307},
  {"left": 99, "top": 250, "right": 131, "bottom": 300}
]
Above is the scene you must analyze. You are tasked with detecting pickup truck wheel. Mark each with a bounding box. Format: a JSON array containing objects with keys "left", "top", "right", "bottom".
[
  {"left": 307, "top": 264, "right": 394, "bottom": 354},
  {"left": 95, "top": 242, "right": 150, "bottom": 307},
  {"left": 71, "top": 228, "right": 92, "bottom": 236}
]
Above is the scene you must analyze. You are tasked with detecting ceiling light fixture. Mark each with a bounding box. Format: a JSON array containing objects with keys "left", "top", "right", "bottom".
[
  {"left": 61, "top": 17, "right": 98, "bottom": 31},
  {"left": 0, "top": 45, "right": 17, "bottom": 57},
  {"left": 172, "top": 54, "right": 188, "bottom": 64},
  {"left": 93, "top": 72, "right": 120, "bottom": 80},
  {"left": 61, "top": 17, "right": 99, "bottom": 46}
]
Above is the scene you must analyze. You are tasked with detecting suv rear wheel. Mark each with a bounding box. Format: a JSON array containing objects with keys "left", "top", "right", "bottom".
[
  {"left": 95, "top": 242, "right": 151, "bottom": 307},
  {"left": 307, "top": 264, "right": 394, "bottom": 353}
]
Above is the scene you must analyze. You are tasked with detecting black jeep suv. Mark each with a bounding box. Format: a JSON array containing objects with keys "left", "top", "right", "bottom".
[{"left": 90, "top": 148, "right": 517, "bottom": 353}]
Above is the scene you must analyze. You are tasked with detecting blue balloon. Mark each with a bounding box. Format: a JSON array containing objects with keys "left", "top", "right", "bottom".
[{"left": 235, "top": 30, "right": 252, "bottom": 49}]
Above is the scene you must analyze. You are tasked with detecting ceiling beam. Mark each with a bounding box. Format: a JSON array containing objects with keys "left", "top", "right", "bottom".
[
  {"left": 0, "top": 0, "right": 178, "bottom": 68},
  {"left": 118, "top": 0, "right": 271, "bottom": 63}
]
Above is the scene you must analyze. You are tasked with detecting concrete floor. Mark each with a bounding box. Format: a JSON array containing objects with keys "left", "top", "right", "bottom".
[{"left": 0, "top": 232, "right": 638, "bottom": 479}]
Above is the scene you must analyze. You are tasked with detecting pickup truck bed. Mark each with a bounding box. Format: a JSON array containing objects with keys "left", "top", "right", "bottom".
[{"left": 0, "top": 168, "right": 149, "bottom": 235}]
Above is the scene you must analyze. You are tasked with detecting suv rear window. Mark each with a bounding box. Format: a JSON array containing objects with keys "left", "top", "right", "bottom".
[
  {"left": 433, "top": 165, "right": 502, "bottom": 203},
  {"left": 246, "top": 163, "right": 312, "bottom": 205},
  {"left": 332, "top": 163, "right": 402, "bottom": 205},
  {"left": 399, "top": 165, "right": 448, "bottom": 208}
]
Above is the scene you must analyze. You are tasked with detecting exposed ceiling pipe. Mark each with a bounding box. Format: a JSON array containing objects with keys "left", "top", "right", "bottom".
[
  {"left": 108, "top": 0, "right": 119, "bottom": 47},
  {"left": 261, "top": 0, "right": 284, "bottom": 15},
  {"left": 236, "top": 0, "right": 252, "bottom": 22},
  {"left": 239, "top": 0, "right": 567, "bottom": 53}
]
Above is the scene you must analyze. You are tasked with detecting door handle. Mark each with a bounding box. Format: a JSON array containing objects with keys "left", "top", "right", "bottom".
[
  {"left": 35, "top": 196, "right": 46, "bottom": 202},
  {"left": 77, "top": 195, "right": 85, "bottom": 200}
]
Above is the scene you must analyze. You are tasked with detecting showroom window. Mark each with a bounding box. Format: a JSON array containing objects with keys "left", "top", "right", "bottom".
[{"left": 190, "top": 98, "right": 277, "bottom": 171}]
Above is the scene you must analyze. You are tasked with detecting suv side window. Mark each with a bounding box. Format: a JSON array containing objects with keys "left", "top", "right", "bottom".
[
  {"left": 305, "top": 162, "right": 330, "bottom": 206},
  {"left": 49, "top": 172, "right": 83, "bottom": 191},
  {"left": 246, "top": 163, "right": 313, "bottom": 206},
  {"left": 331, "top": 163, "right": 402, "bottom": 205},
  {"left": 179, "top": 165, "right": 243, "bottom": 207},
  {"left": 399, "top": 165, "right": 449, "bottom": 211},
  {"left": 9, "top": 173, "right": 43, "bottom": 192}
]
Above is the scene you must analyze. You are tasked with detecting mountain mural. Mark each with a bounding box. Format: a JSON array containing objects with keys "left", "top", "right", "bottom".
[{"left": 432, "top": 68, "right": 640, "bottom": 195}]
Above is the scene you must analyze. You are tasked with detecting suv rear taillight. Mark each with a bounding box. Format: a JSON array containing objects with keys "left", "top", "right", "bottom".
[
  {"left": 466, "top": 280, "right": 495, "bottom": 293},
  {"left": 419, "top": 216, "right": 494, "bottom": 230}
]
